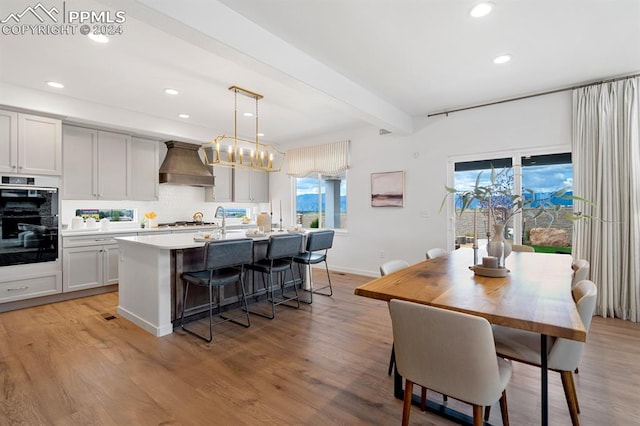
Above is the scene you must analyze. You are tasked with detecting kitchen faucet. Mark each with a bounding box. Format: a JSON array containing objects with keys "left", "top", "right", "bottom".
[{"left": 215, "top": 206, "right": 226, "bottom": 234}]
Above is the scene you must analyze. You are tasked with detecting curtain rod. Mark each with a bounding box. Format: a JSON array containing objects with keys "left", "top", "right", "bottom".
[{"left": 427, "top": 72, "right": 640, "bottom": 118}]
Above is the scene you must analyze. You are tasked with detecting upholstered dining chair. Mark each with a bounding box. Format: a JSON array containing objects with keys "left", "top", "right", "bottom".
[
  {"left": 389, "top": 299, "right": 512, "bottom": 426},
  {"left": 492, "top": 280, "right": 597, "bottom": 426},
  {"left": 293, "top": 230, "right": 335, "bottom": 304},
  {"left": 379, "top": 259, "right": 410, "bottom": 376},
  {"left": 380, "top": 259, "right": 409, "bottom": 277},
  {"left": 571, "top": 259, "right": 590, "bottom": 288},
  {"left": 425, "top": 247, "right": 448, "bottom": 259},
  {"left": 179, "top": 238, "right": 254, "bottom": 343},
  {"left": 511, "top": 244, "right": 535, "bottom": 253},
  {"left": 247, "top": 233, "right": 303, "bottom": 320}
]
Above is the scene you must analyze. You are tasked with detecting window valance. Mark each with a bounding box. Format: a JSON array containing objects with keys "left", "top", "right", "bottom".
[{"left": 286, "top": 140, "right": 349, "bottom": 177}]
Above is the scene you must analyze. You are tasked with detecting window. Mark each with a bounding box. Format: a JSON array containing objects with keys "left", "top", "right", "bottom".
[
  {"left": 75, "top": 208, "right": 134, "bottom": 222},
  {"left": 295, "top": 173, "right": 347, "bottom": 229},
  {"left": 452, "top": 153, "right": 573, "bottom": 252}
]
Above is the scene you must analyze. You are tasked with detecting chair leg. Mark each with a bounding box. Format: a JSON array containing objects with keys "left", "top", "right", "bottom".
[
  {"left": 297, "top": 263, "right": 312, "bottom": 304},
  {"left": 219, "top": 276, "right": 251, "bottom": 328},
  {"left": 247, "top": 271, "right": 276, "bottom": 319},
  {"left": 484, "top": 405, "right": 491, "bottom": 422},
  {"left": 388, "top": 344, "right": 395, "bottom": 376},
  {"left": 275, "top": 265, "right": 301, "bottom": 310},
  {"left": 472, "top": 405, "right": 483, "bottom": 426},
  {"left": 180, "top": 281, "right": 214, "bottom": 343},
  {"left": 499, "top": 390, "right": 509, "bottom": 426},
  {"left": 402, "top": 379, "right": 413, "bottom": 426},
  {"left": 311, "top": 260, "right": 333, "bottom": 296},
  {"left": 420, "top": 387, "right": 427, "bottom": 411},
  {"left": 560, "top": 370, "right": 580, "bottom": 425}
]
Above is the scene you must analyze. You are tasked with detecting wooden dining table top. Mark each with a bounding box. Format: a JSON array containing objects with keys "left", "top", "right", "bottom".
[{"left": 354, "top": 248, "right": 586, "bottom": 342}]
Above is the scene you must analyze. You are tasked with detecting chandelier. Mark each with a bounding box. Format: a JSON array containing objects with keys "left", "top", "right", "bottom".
[{"left": 201, "top": 85, "right": 284, "bottom": 172}]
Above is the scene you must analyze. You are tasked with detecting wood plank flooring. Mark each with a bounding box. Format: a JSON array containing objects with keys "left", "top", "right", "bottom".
[{"left": 0, "top": 270, "right": 639, "bottom": 425}]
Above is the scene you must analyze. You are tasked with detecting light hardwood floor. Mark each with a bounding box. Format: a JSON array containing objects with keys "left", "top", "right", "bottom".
[{"left": 0, "top": 270, "right": 639, "bottom": 425}]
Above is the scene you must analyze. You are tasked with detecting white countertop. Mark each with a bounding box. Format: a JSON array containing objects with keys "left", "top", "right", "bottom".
[
  {"left": 115, "top": 229, "right": 272, "bottom": 250},
  {"left": 61, "top": 223, "right": 253, "bottom": 237}
]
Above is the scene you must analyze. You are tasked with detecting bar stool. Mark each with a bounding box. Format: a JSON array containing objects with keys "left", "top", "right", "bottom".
[
  {"left": 293, "top": 230, "right": 335, "bottom": 304},
  {"left": 179, "top": 238, "right": 253, "bottom": 343},
  {"left": 247, "top": 233, "right": 303, "bottom": 319}
]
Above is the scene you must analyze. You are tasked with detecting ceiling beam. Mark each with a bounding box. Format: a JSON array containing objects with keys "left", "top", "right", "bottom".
[{"left": 101, "top": 0, "right": 413, "bottom": 135}]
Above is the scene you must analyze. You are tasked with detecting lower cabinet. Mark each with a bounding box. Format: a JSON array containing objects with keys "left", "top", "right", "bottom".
[
  {"left": 0, "top": 271, "right": 61, "bottom": 303},
  {"left": 63, "top": 233, "right": 134, "bottom": 292}
]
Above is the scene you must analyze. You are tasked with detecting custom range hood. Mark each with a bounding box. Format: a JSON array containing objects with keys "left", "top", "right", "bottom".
[{"left": 159, "top": 141, "right": 213, "bottom": 186}]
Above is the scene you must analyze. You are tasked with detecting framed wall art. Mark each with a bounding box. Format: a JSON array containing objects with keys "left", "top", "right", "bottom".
[{"left": 371, "top": 171, "right": 405, "bottom": 207}]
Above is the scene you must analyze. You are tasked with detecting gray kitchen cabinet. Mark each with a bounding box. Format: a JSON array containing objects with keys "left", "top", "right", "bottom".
[
  {"left": 204, "top": 166, "right": 232, "bottom": 202},
  {"left": 62, "top": 234, "right": 132, "bottom": 292},
  {"left": 0, "top": 109, "right": 62, "bottom": 175},
  {"left": 131, "top": 137, "right": 159, "bottom": 201},
  {"left": 62, "top": 125, "right": 132, "bottom": 200},
  {"left": 233, "top": 168, "right": 269, "bottom": 202}
]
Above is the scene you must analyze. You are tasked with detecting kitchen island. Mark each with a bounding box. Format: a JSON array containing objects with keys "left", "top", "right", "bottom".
[{"left": 115, "top": 230, "right": 304, "bottom": 337}]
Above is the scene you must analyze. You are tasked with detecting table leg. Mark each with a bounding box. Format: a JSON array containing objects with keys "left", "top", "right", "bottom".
[{"left": 541, "top": 334, "right": 548, "bottom": 426}]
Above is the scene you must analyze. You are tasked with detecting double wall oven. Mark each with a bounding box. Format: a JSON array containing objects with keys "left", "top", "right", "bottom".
[{"left": 0, "top": 176, "right": 59, "bottom": 267}]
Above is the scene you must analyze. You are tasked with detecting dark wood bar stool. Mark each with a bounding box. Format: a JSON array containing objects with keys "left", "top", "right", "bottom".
[
  {"left": 179, "top": 238, "right": 253, "bottom": 342},
  {"left": 293, "top": 230, "right": 335, "bottom": 304},
  {"left": 247, "top": 233, "right": 303, "bottom": 319}
]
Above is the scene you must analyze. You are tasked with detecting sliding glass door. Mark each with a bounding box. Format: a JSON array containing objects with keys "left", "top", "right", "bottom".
[{"left": 452, "top": 152, "right": 573, "bottom": 253}]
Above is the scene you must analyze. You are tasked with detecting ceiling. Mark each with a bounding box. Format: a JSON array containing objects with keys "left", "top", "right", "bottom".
[{"left": 1, "top": 0, "right": 639, "bottom": 146}]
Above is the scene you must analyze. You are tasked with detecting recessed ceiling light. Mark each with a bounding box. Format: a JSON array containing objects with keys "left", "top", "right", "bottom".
[
  {"left": 493, "top": 54, "right": 511, "bottom": 64},
  {"left": 164, "top": 88, "right": 179, "bottom": 95},
  {"left": 47, "top": 81, "right": 64, "bottom": 89},
  {"left": 178, "top": 113, "right": 190, "bottom": 119},
  {"left": 88, "top": 33, "right": 109, "bottom": 43},
  {"left": 257, "top": 133, "right": 264, "bottom": 137},
  {"left": 470, "top": 2, "right": 494, "bottom": 18},
  {"left": 243, "top": 112, "right": 254, "bottom": 117}
]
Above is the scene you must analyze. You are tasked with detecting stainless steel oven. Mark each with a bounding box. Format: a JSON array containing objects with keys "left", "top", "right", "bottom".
[{"left": 0, "top": 176, "right": 59, "bottom": 267}]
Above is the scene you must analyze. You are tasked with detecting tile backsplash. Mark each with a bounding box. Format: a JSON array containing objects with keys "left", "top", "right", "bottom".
[{"left": 61, "top": 185, "right": 264, "bottom": 227}]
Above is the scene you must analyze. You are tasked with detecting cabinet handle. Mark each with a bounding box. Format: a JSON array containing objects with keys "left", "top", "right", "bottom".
[
  {"left": 18, "top": 166, "right": 22, "bottom": 170},
  {"left": 7, "top": 286, "right": 29, "bottom": 291},
  {"left": 11, "top": 165, "right": 17, "bottom": 169}
]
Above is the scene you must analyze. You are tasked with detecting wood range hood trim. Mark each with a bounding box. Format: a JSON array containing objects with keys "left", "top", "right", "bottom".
[{"left": 159, "top": 141, "right": 214, "bottom": 187}]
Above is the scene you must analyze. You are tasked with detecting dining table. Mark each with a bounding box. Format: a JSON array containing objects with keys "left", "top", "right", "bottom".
[{"left": 354, "top": 247, "right": 586, "bottom": 426}]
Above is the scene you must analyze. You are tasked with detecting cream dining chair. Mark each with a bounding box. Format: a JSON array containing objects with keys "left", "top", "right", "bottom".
[
  {"left": 571, "top": 259, "right": 590, "bottom": 288},
  {"left": 425, "top": 247, "right": 448, "bottom": 259},
  {"left": 380, "top": 259, "right": 410, "bottom": 376},
  {"left": 389, "top": 299, "right": 512, "bottom": 426},
  {"left": 491, "top": 280, "right": 597, "bottom": 426}
]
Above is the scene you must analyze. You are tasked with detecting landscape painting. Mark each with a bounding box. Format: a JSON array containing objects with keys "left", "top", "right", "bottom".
[{"left": 371, "top": 171, "right": 404, "bottom": 207}]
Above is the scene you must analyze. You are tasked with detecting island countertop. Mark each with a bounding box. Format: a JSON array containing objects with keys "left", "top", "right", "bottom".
[{"left": 115, "top": 230, "right": 271, "bottom": 250}]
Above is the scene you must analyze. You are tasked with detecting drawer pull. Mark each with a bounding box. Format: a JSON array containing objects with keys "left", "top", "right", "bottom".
[{"left": 7, "top": 286, "right": 29, "bottom": 292}]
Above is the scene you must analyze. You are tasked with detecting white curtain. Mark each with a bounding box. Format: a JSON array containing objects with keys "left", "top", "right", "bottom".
[
  {"left": 287, "top": 140, "right": 349, "bottom": 177},
  {"left": 572, "top": 77, "right": 640, "bottom": 321}
]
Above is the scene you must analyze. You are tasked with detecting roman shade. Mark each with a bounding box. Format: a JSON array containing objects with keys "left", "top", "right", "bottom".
[{"left": 286, "top": 140, "right": 349, "bottom": 177}]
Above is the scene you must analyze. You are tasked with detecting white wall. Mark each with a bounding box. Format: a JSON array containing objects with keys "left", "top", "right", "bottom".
[{"left": 270, "top": 91, "right": 572, "bottom": 276}]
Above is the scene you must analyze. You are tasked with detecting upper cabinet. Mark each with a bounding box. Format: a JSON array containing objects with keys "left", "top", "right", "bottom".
[
  {"left": 204, "top": 166, "right": 233, "bottom": 202},
  {"left": 131, "top": 137, "right": 159, "bottom": 201},
  {"left": 233, "top": 168, "right": 269, "bottom": 203},
  {"left": 0, "top": 110, "right": 62, "bottom": 175},
  {"left": 62, "top": 125, "right": 132, "bottom": 200}
]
